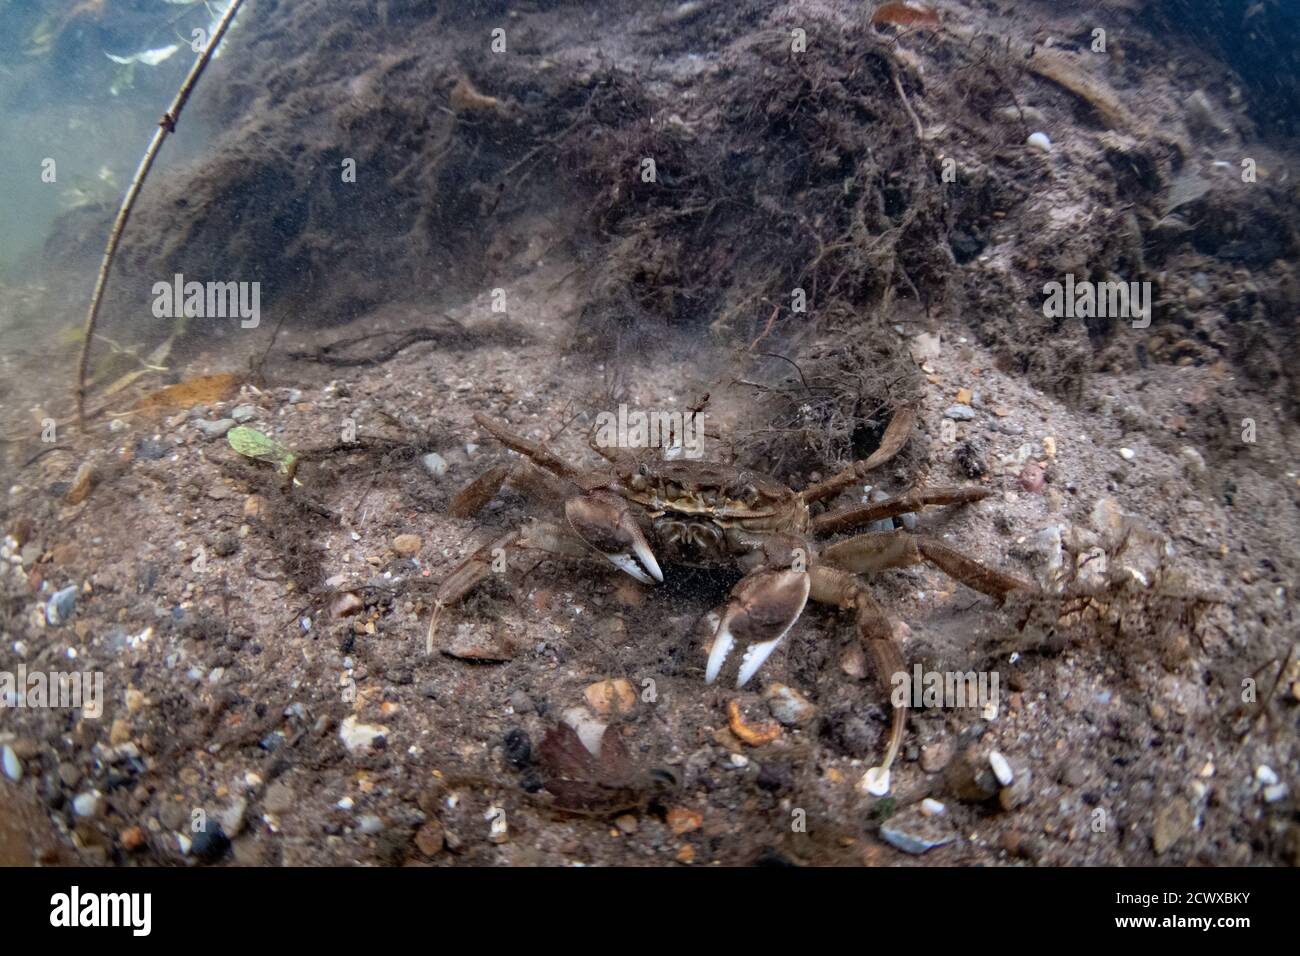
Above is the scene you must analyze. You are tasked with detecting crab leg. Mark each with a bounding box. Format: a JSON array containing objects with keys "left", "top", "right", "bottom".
[
  {"left": 810, "top": 485, "right": 994, "bottom": 536},
  {"left": 821, "top": 530, "right": 1032, "bottom": 600},
  {"left": 448, "top": 458, "right": 576, "bottom": 518},
  {"left": 800, "top": 405, "right": 917, "bottom": 503},
  {"left": 809, "top": 564, "right": 906, "bottom": 793},
  {"left": 705, "top": 567, "right": 811, "bottom": 687},
  {"left": 564, "top": 492, "right": 663, "bottom": 585}
]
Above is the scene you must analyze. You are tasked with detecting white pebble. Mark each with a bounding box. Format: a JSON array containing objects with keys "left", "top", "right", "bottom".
[
  {"left": 1262, "top": 783, "right": 1288, "bottom": 803},
  {"left": 73, "top": 791, "right": 102, "bottom": 818},
  {"left": 989, "top": 750, "right": 1015, "bottom": 786},
  {"left": 2, "top": 745, "right": 22, "bottom": 782},
  {"left": 1255, "top": 765, "right": 1279, "bottom": 786},
  {"left": 1118, "top": 447, "right": 1135, "bottom": 461},
  {"left": 1027, "top": 131, "right": 1052, "bottom": 153},
  {"left": 421, "top": 452, "right": 449, "bottom": 479},
  {"left": 920, "top": 798, "right": 946, "bottom": 817}
]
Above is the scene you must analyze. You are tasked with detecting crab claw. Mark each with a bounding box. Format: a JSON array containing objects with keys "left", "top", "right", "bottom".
[
  {"left": 565, "top": 493, "right": 663, "bottom": 585},
  {"left": 705, "top": 568, "right": 810, "bottom": 687}
]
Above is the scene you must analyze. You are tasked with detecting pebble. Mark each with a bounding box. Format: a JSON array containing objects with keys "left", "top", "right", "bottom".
[
  {"left": 503, "top": 729, "right": 532, "bottom": 768},
  {"left": 46, "top": 585, "right": 78, "bottom": 626},
  {"left": 339, "top": 715, "right": 388, "bottom": 755},
  {"left": 1019, "top": 462, "right": 1045, "bottom": 493},
  {"left": 1255, "top": 765, "right": 1278, "bottom": 787},
  {"left": 195, "top": 418, "right": 237, "bottom": 439},
  {"left": 1180, "top": 446, "right": 1207, "bottom": 474},
  {"left": 445, "top": 624, "right": 515, "bottom": 661},
  {"left": 561, "top": 707, "right": 607, "bottom": 756},
  {"left": 944, "top": 404, "right": 976, "bottom": 421},
  {"left": 1118, "top": 447, "right": 1135, "bottom": 461},
  {"left": 230, "top": 405, "right": 258, "bottom": 422},
  {"left": 331, "top": 592, "right": 364, "bottom": 618},
  {"left": 421, "top": 453, "right": 449, "bottom": 478},
  {"left": 920, "top": 740, "right": 954, "bottom": 773},
  {"left": 763, "top": 683, "right": 816, "bottom": 726},
  {"left": 880, "top": 806, "right": 956, "bottom": 855},
  {"left": 220, "top": 798, "right": 248, "bottom": 837},
  {"left": 119, "top": 826, "right": 147, "bottom": 853},
  {"left": 190, "top": 822, "right": 231, "bottom": 862},
  {"left": 73, "top": 791, "right": 103, "bottom": 818},
  {"left": 415, "top": 820, "right": 445, "bottom": 856},
  {"left": 989, "top": 750, "right": 1015, "bottom": 786},
  {"left": 392, "top": 534, "right": 422, "bottom": 557},
  {"left": 998, "top": 769, "right": 1033, "bottom": 811},
  {"left": 358, "top": 814, "right": 384, "bottom": 835},
  {"left": 583, "top": 678, "right": 637, "bottom": 716},
  {"left": 1262, "top": 783, "right": 1288, "bottom": 804},
  {"left": 920, "top": 798, "right": 946, "bottom": 817},
  {"left": 2, "top": 744, "right": 21, "bottom": 782},
  {"left": 1026, "top": 131, "right": 1052, "bottom": 153}
]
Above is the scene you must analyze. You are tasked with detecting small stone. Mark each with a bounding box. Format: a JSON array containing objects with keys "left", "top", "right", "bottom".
[
  {"left": 861, "top": 766, "right": 891, "bottom": 796},
  {"left": 230, "top": 405, "right": 258, "bottom": 422},
  {"left": 219, "top": 798, "right": 248, "bottom": 837},
  {"left": 1019, "top": 462, "right": 1045, "bottom": 493},
  {"left": 421, "top": 453, "right": 449, "bottom": 479},
  {"left": 358, "top": 814, "right": 384, "bottom": 835},
  {"left": 243, "top": 494, "right": 268, "bottom": 518},
  {"left": 190, "top": 822, "right": 231, "bottom": 862},
  {"left": 195, "top": 418, "right": 237, "bottom": 439},
  {"left": 998, "top": 770, "right": 1033, "bottom": 811},
  {"left": 1041, "top": 435, "right": 1057, "bottom": 458},
  {"left": 1180, "top": 446, "right": 1207, "bottom": 475},
  {"left": 2, "top": 745, "right": 22, "bottom": 782},
  {"left": 1152, "top": 797, "right": 1194, "bottom": 855},
  {"left": 339, "top": 715, "right": 388, "bottom": 755},
  {"left": 944, "top": 404, "right": 976, "bottom": 421},
  {"left": 1263, "top": 783, "right": 1288, "bottom": 803},
  {"left": 880, "top": 806, "right": 956, "bottom": 855},
  {"left": 331, "top": 592, "right": 364, "bottom": 618},
  {"left": 415, "top": 821, "right": 445, "bottom": 856},
  {"left": 445, "top": 624, "right": 515, "bottom": 662},
  {"left": 503, "top": 728, "right": 531, "bottom": 768},
  {"left": 763, "top": 683, "right": 816, "bottom": 726},
  {"left": 109, "top": 719, "right": 131, "bottom": 746},
  {"left": 667, "top": 807, "right": 703, "bottom": 835},
  {"left": 614, "top": 814, "right": 639, "bottom": 835},
  {"left": 65, "top": 462, "right": 96, "bottom": 504},
  {"left": 46, "top": 585, "right": 78, "bottom": 626},
  {"left": 920, "top": 798, "right": 946, "bottom": 817},
  {"left": 73, "top": 791, "right": 103, "bottom": 818},
  {"left": 508, "top": 690, "right": 535, "bottom": 715},
  {"left": 485, "top": 806, "right": 508, "bottom": 844},
  {"left": 119, "top": 826, "right": 147, "bottom": 853},
  {"left": 989, "top": 750, "right": 1015, "bottom": 786},
  {"left": 1026, "top": 131, "right": 1052, "bottom": 152},
  {"left": 920, "top": 740, "right": 954, "bottom": 774},
  {"left": 583, "top": 678, "right": 637, "bottom": 716},
  {"left": 1118, "top": 447, "right": 1135, "bottom": 461},
  {"left": 1255, "top": 765, "right": 1278, "bottom": 787},
  {"left": 392, "top": 534, "right": 422, "bottom": 557}
]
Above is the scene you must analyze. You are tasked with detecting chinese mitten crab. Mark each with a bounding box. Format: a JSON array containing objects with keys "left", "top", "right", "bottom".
[{"left": 432, "top": 408, "right": 1032, "bottom": 794}]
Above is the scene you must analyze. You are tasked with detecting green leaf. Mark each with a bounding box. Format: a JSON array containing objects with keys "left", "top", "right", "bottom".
[{"left": 227, "top": 426, "right": 296, "bottom": 474}]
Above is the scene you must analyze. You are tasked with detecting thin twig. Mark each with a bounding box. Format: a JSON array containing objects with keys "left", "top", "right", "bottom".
[{"left": 76, "top": 0, "right": 248, "bottom": 426}]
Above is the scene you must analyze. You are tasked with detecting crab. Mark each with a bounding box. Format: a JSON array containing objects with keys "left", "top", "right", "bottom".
[{"left": 432, "top": 408, "right": 1033, "bottom": 794}]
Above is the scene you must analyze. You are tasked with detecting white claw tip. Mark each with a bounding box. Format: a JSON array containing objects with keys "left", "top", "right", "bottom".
[
  {"left": 861, "top": 766, "right": 891, "bottom": 796},
  {"left": 705, "top": 629, "right": 734, "bottom": 684}
]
